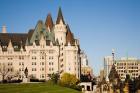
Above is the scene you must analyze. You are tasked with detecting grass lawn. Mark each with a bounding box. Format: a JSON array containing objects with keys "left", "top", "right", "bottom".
[{"left": 0, "top": 83, "right": 81, "bottom": 93}]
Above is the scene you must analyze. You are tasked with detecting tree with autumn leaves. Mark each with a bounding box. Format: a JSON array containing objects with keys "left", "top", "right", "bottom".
[
  {"left": 58, "top": 73, "right": 81, "bottom": 90},
  {"left": 59, "top": 73, "right": 78, "bottom": 86}
]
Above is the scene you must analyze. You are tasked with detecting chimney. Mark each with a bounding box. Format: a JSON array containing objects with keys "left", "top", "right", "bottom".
[{"left": 2, "top": 25, "right": 7, "bottom": 33}]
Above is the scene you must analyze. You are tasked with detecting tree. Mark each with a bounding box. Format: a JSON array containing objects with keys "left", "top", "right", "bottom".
[
  {"left": 48, "top": 73, "right": 59, "bottom": 84},
  {"left": 135, "top": 75, "right": 140, "bottom": 91},
  {"left": 0, "top": 63, "right": 19, "bottom": 83},
  {"left": 60, "top": 73, "right": 79, "bottom": 87}
]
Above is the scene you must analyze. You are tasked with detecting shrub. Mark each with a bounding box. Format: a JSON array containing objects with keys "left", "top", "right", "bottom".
[
  {"left": 30, "top": 78, "right": 39, "bottom": 82},
  {"left": 58, "top": 73, "right": 81, "bottom": 91}
]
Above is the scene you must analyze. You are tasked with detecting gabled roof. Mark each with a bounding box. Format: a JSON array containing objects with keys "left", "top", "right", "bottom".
[
  {"left": 56, "top": 7, "right": 65, "bottom": 24},
  {"left": 0, "top": 33, "right": 28, "bottom": 51},
  {"left": 27, "top": 29, "right": 34, "bottom": 40},
  {"left": 45, "top": 13, "right": 54, "bottom": 30}
]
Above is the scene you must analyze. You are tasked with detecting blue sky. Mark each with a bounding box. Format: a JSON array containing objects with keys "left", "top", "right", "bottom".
[{"left": 0, "top": 0, "right": 140, "bottom": 75}]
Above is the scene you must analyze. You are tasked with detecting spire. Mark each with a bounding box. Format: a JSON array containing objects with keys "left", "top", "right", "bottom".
[
  {"left": 56, "top": 7, "right": 65, "bottom": 24},
  {"left": 2, "top": 25, "right": 7, "bottom": 33},
  {"left": 45, "top": 13, "right": 54, "bottom": 30}
]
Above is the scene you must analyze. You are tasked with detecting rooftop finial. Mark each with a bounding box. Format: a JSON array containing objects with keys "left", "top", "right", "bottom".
[{"left": 2, "top": 25, "right": 7, "bottom": 33}]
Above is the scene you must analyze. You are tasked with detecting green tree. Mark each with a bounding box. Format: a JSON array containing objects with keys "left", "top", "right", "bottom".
[
  {"left": 60, "top": 73, "right": 79, "bottom": 87},
  {"left": 48, "top": 73, "right": 59, "bottom": 84}
]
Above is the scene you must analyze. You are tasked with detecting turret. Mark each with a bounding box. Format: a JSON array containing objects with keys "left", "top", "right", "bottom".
[
  {"left": 56, "top": 7, "right": 65, "bottom": 25},
  {"left": 54, "top": 7, "right": 67, "bottom": 45}
]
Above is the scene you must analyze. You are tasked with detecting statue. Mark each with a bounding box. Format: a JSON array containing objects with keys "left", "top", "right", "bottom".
[{"left": 24, "top": 67, "right": 28, "bottom": 78}]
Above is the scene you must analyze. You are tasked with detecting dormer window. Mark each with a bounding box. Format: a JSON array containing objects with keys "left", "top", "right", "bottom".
[
  {"left": 2, "top": 46, "right": 7, "bottom": 48},
  {"left": 14, "top": 46, "right": 18, "bottom": 48},
  {"left": 36, "top": 35, "right": 38, "bottom": 39}
]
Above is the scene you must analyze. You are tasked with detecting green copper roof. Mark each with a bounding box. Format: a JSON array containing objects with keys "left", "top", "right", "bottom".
[{"left": 29, "top": 20, "right": 55, "bottom": 45}]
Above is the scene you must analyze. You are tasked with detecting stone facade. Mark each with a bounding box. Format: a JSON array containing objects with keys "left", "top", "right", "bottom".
[{"left": 0, "top": 8, "right": 81, "bottom": 81}]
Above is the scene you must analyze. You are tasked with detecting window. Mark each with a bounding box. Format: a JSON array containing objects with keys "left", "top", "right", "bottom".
[
  {"left": 32, "top": 56, "right": 36, "bottom": 60},
  {"left": 14, "top": 46, "right": 18, "bottom": 48},
  {"left": 49, "top": 68, "right": 51, "bottom": 71},
  {"left": 19, "top": 56, "right": 24, "bottom": 60},
  {"left": 42, "top": 62, "right": 44, "bottom": 65},
  {"left": 8, "top": 68, "right": 13, "bottom": 72},
  {"left": 42, "top": 68, "right": 44, "bottom": 71},
  {"left": 36, "top": 35, "right": 38, "bottom": 39},
  {"left": 49, "top": 56, "right": 53, "bottom": 60},
  {"left": 61, "top": 48, "right": 63, "bottom": 50},
  {"left": 60, "top": 59, "right": 63, "bottom": 62},
  {"left": 3, "top": 46, "right": 7, "bottom": 48},
  {"left": 8, "top": 62, "right": 12, "bottom": 66},
  {"left": 19, "top": 68, "right": 23, "bottom": 71},
  {"left": 42, "top": 56, "right": 44, "bottom": 59},
  {"left": 32, "top": 62, "right": 36, "bottom": 65},
  {"left": 19, "top": 75, "right": 22, "bottom": 78},
  {"left": 32, "top": 68, "right": 36, "bottom": 71},
  {"left": 49, "top": 62, "right": 51, "bottom": 65},
  {"left": 42, "top": 74, "right": 45, "bottom": 78},
  {"left": 19, "top": 68, "right": 21, "bottom": 71}
]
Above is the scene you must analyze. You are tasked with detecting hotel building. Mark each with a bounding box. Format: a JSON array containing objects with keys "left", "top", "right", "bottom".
[{"left": 0, "top": 8, "right": 81, "bottom": 81}]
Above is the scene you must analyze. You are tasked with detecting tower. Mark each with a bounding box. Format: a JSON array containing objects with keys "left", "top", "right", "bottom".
[{"left": 54, "top": 7, "right": 67, "bottom": 45}]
